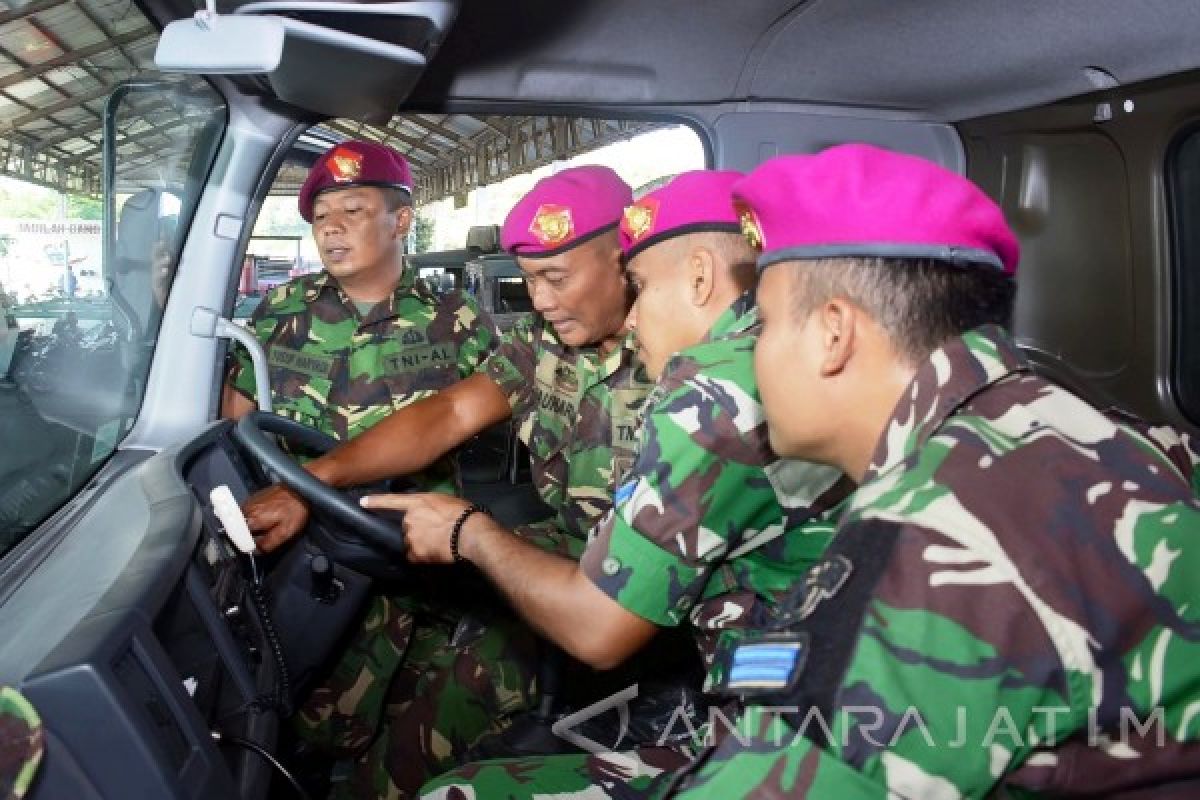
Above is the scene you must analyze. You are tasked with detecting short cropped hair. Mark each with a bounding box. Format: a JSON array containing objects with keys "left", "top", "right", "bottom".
[
  {"left": 650, "top": 231, "right": 758, "bottom": 288},
  {"left": 381, "top": 187, "right": 414, "bottom": 211},
  {"left": 784, "top": 256, "right": 1016, "bottom": 364}
]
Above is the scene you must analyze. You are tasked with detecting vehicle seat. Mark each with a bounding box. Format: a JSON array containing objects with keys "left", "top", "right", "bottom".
[{"left": 1016, "top": 341, "right": 1117, "bottom": 410}]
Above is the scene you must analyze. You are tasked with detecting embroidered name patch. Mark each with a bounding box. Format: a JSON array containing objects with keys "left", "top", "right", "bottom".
[
  {"left": 384, "top": 343, "right": 457, "bottom": 375},
  {"left": 269, "top": 346, "right": 334, "bottom": 379}
]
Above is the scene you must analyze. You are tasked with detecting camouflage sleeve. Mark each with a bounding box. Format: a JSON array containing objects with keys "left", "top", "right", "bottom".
[
  {"left": 580, "top": 365, "right": 800, "bottom": 627},
  {"left": 224, "top": 291, "right": 278, "bottom": 401},
  {"left": 674, "top": 708, "right": 890, "bottom": 799},
  {"left": 479, "top": 314, "right": 538, "bottom": 416},
  {"left": 674, "top": 518, "right": 1073, "bottom": 799},
  {"left": 1105, "top": 408, "right": 1200, "bottom": 494},
  {"left": 680, "top": 476, "right": 1200, "bottom": 796},
  {"left": 0, "top": 686, "right": 44, "bottom": 800},
  {"left": 443, "top": 289, "right": 499, "bottom": 378}
]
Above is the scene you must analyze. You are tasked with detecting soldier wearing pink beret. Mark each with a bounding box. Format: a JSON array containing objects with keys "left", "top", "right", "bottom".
[
  {"left": 247, "top": 163, "right": 657, "bottom": 798},
  {"left": 670, "top": 143, "right": 1200, "bottom": 799},
  {"left": 417, "top": 169, "right": 851, "bottom": 800}
]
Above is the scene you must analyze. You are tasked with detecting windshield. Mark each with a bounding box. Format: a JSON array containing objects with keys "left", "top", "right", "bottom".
[{"left": 0, "top": 77, "right": 226, "bottom": 558}]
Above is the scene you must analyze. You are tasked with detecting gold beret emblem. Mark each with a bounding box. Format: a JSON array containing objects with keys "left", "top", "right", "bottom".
[
  {"left": 529, "top": 204, "right": 575, "bottom": 247},
  {"left": 621, "top": 199, "right": 658, "bottom": 242},
  {"left": 738, "top": 206, "right": 763, "bottom": 250},
  {"left": 327, "top": 147, "right": 364, "bottom": 183}
]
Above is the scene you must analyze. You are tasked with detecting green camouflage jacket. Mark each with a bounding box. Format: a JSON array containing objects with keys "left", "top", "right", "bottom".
[
  {"left": 0, "top": 687, "right": 42, "bottom": 800},
  {"left": 1108, "top": 408, "right": 1200, "bottom": 496},
  {"left": 580, "top": 293, "right": 848, "bottom": 667},
  {"left": 670, "top": 325, "right": 1200, "bottom": 799},
  {"left": 483, "top": 314, "right": 654, "bottom": 555},
  {"left": 228, "top": 269, "right": 497, "bottom": 492}
]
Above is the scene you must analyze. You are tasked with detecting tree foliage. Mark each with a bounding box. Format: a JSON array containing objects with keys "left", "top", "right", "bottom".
[
  {"left": 413, "top": 210, "right": 435, "bottom": 254},
  {"left": 0, "top": 177, "right": 102, "bottom": 220}
]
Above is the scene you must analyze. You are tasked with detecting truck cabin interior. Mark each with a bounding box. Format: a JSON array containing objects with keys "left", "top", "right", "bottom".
[{"left": 0, "top": 1, "right": 1198, "bottom": 798}]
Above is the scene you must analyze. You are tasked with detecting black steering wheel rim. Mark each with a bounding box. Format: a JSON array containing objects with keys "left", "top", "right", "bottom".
[{"left": 232, "top": 411, "right": 407, "bottom": 558}]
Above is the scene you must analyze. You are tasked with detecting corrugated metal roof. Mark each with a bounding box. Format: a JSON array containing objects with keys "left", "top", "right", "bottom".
[{"left": 0, "top": 0, "right": 661, "bottom": 201}]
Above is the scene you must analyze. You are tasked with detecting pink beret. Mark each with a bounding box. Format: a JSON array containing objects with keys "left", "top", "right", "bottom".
[
  {"left": 298, "top": 140, "right": 414, "bottom": 223},
  {"left": 501, "top": 166, "right": 632, "bottom": 257},
  {"left": 732, "top": 144, "right": 1020, "bottom": 275},
  {"left": 619, "top": 170, "right": 744, "bottom": 262}
]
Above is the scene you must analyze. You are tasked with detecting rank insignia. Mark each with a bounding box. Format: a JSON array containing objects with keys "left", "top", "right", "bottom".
[
  {"left": 621, "top": 198, "right": 659, "bottom": 242},
  {"left": 327, "top": 146, "right": 364, "bottom": 183},
  {"left": 727, "top": 638, "right": 808, "bottom": 691},
  {"left": 529, "top": 204, "right": 575, "bottom": 247},
  {"left": 795, "top": 555, "right": 853, "bottom": 621},
  {"left": 736, "top": 204, "right": 764, "bottom": 250}
]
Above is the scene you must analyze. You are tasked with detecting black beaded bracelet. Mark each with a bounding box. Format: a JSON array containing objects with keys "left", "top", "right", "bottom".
[{"left": 450, "top": 503, "right": 489, "bottom": 564}]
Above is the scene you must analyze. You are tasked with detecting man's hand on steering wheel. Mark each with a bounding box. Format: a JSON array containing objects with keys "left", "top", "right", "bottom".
[
  {"left": 243, "top": 483, "right": 310, "bottom": 552},
  {"left": 230, "top": 413, "right": 408, "bottom": 578}
]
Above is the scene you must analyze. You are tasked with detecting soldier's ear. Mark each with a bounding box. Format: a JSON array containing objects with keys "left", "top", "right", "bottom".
[
  {"left": 393, "top": 206, "right": 414, "bottom": 238},
  {"left": 817, "top": 297, "right": 856, "bottom": 377},
  {"left": 689, "top": 247, "right": 716, "bottom": 307}
]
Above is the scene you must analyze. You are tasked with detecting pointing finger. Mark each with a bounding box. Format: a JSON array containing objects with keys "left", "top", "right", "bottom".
[{"left": 360, "top": 493, "right": 423, "bottom": 511}]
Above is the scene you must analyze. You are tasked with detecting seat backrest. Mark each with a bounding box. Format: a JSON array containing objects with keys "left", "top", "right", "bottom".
[{"left": 1016, "top": 342, "right": 1117, "bottom": 410}]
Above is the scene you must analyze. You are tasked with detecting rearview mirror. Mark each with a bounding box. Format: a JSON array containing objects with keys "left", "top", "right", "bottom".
[
  {"left": 152, "top": 4, "right": 453, "bottom": 119},
  {"left": 155, "top": 14, "right": 286, "bottom": 74}
]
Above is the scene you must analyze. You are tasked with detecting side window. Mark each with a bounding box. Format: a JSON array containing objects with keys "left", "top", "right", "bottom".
[
  {"left": 0, "top": 78, "right": 225, "bottom": 559},
  {"left": 1168, "top": 126, "right": 1200, "bottom": 425},
  {"left": 237, "top": 202, "right": 311, "bottom": 326},
  {"left": 494, "top": 276, "right": 532, "bottom": 314}
]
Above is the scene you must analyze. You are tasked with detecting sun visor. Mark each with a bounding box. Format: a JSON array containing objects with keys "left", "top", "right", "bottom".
[{"left": 155, "top": 0, "right": 459, "bottom": 120}]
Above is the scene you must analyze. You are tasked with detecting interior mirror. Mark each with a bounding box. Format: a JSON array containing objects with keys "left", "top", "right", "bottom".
[
  {"left": 155, "top": 14, "right": 286, "bottom": 74},
  {"left": 153, "top": 1, "right": 460, "bottom": 118}
]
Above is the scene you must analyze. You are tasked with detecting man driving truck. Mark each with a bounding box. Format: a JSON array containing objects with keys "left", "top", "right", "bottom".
[
  {"left": 220, "top": 138, "right": 498, "bottom": 798},
  {"left": 241, "top": 164, "right": 656, "bottom": 798}
]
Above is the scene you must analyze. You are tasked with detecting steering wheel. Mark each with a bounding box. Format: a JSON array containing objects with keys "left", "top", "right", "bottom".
[{"left": 231, "top": 411, "right": 408, "bottom": 580}]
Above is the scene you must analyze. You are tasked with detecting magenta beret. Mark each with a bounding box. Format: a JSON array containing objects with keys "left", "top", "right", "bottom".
[
  {"left": 619, "top": 170, "right": 744, "bottom": 262},
  {"left": 501, "top": 165, "right": 632, "bottom": 257},
  {"left": 298, "top": 139, "right": 414, "bottom": 223},
  {"left": 733, "top": 144, "right": 1019, "bottom": 275}
]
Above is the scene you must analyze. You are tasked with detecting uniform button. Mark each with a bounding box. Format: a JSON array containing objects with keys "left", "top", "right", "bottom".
[{"left": 602, "top": 557, "right": 621, "bottom": 576}]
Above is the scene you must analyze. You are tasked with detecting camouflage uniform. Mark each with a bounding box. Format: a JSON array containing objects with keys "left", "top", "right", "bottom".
[
  {"left": 484, "top": 313, "right": 654, "bottom": 557},
  {"left": 1108, "top": 408, "right": 1200, "bottom": 496},
  {"left": 228, "top": 269, "right": 495, "bottom": 492},
  {"left": 226, "top": 269, "right": 500, "bottom": 766},
  {"left": 668, "top": 325, "right": 1200, "bottom": 799},
  {"left": 0, "top": 686, "right": 43, "bottom": 800},
  {"left": 350, "top": 313, "right": 655, "bottom": 799},
  {"left": 420, "top": 294, "right": 850, "bottom": 800}
]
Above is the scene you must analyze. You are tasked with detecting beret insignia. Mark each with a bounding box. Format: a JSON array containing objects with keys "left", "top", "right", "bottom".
[
  {"left": 529, "top": 204, "right": 575, "bottom": 247},
  {"left": 621, "top": 198, "right": 659, "bottom": 243},
  {"left": 737, "top": 205, "right": 763, "bottom": 250},
  {"left": 327, "top": 147, "right": 364, "bottom": 183}
]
